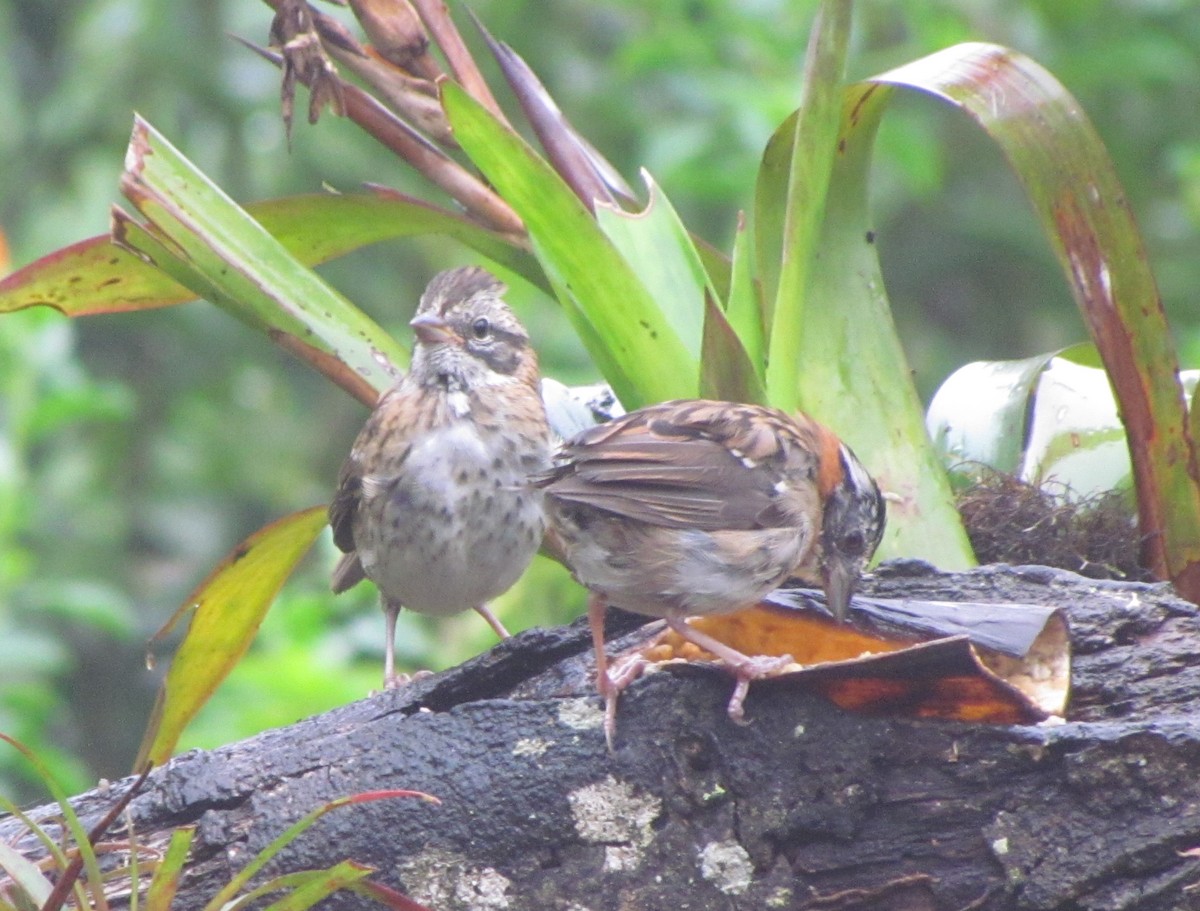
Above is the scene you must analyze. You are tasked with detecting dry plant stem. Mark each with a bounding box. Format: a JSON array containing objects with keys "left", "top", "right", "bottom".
[
  {"left": 326, "top": 40, "right": 455, "bottom": 145},
  {"left": 334, "top": 78, "right": 523, "bottom": 234},
  {"left": 472, "top": 16, "right": 615, "bottom": 210},
  {"left": 239, "top": 39, "right": 524, "bottom": 236},
  {"left": 301, "top": 0, "right": 454, "bottom": 144},
  {"left": 410, "top": 0, "right": 509, "bottom": 126},
  {"left": 348, "top": 0, "right": 445, "bottom": 82},
  {"left": 40, "top": 768, "right": 153, "bottom": 911}
]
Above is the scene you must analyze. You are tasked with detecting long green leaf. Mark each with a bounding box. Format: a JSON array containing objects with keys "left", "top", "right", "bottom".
[
  {"left": 0, "top": 192, "right": 543, "bottom": 317},
  {"left": 787, "top": 85, "right": 974, "bottom": 566},
  {"left": 594, "top": 172, "right": 710, "bottom": 357},
  {"left": 724, "top": 213, "right": 765, "bottom": 379},
  {"left": 202, "top": 791, "right": 437, "bottom": 911},
  {"left": 0, "top": 839, "right": 53, "bottom": 908},
  {"left": 0, "top": 734, "right": 108, "bottom": 911},
  {"left": 763, "top": 0, "right": 851, "bottom": 411},
  {"left": 870, "top": 42, "right": 1200, "bottom": 591},
  {"left": 442, "top": 81, "right": 699, "bottom": 407},
  {"left": 218, "top": 865, "right": 375, "bottom": 911},
  {"left": 135, "top": 506, "right": 329, "bottom": 769},
  {"left": 119, "top": 117, "right": 407, "bottom": 403},
  {"left": 701, "top": 291, "right": 767, "bottom": 404}
]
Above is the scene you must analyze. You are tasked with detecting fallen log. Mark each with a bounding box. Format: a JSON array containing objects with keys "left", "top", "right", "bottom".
[{"left": 5, "top": 561, "right": 1200, "bottom": 910}]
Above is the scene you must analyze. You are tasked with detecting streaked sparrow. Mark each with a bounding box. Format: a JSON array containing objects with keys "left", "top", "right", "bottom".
[
  {"left": 539, "top": 398, "right": 886, "bottom": 744},
  {"left": 330, "top": 266, "right": 551, "bottom": 687}
]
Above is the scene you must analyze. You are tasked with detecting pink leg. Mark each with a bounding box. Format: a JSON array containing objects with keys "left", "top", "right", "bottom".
[
  {"left": 666, "top": 618, "right": 793, "bottom": 724},
  {"left": 474, "top": 602, "right": 511, "bottom": 639},
  {"left": 588, "top": 595, "right": 644, "bottom": 751}
]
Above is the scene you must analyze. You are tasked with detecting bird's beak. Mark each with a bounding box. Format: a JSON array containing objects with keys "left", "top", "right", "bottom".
[
  {"left": 410, "top": 312, "right": 458, "bottom": 345},
  {"left": 823, "top": 557, "right": 856, "bottom": 623}
]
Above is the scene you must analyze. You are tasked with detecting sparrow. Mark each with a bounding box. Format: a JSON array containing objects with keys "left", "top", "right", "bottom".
[
  {"left": 330, "top": 266, "right": 552, "bottom": 687},
  {"left": 538, "top": 399, "right": 886, "bottom": 745}
]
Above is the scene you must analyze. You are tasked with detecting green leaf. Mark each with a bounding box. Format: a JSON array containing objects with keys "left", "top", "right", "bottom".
[
  {"left": 594, "top": 171, "right": 710, "bottom": 357},
  {"left": 724, "top": 212, "right": 765, "bottom": 379},
  {"left": 442, "top": 81, "right": 699, "bottom": 408},
  {"left": 118, "top": 117, "right": 408, "bottom": 404},
  {"left": 0, "top": 734, "right": 108, "bottom": 911},
  {"left": 0, "top": 838, "right": 54, "bottom": 909},
  {"left": 764, "top": 0, "right": 851, "bottom": 411},
  {"left": 253, "top": 862, "right": 374, "bottom": 911},
  {"left": 869, "top": 42, "right": 1200, "bottom": 590},
  {"left": 700, "top": 290, "right": 767, "bottom": 404},
  {"left": 202, "top": 790, "right": 437, "bottom": 911},
  {"left": 0, "top": 191, "right": 543, "bottom": 318},
  {"left": 790, "top": 79, "right": 974, "bottom": 567},
  {"left": 135, "top": 506, "right": 329, "bottom": 769}
]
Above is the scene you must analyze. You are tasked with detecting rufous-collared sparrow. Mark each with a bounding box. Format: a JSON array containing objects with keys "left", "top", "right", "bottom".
[
  {"left": 538, "top": 398, "right": 886, "bottom": 745},
  {"left": 330, "top": 266, "right": 551, "bottom": 687}
]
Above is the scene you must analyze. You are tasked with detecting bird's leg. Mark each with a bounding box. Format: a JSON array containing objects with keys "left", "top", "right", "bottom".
[
  {"left": 665, "top": 618, "right": 793, "bottom": 724},
  {"left": 383, "top": 598, "right": 403, "bottom": 689},
  {"left": 474, "top": 602, "right": 511, "bottom": 639},
  {"left": 588, "top": 595, "right": 647, "bottom": 750},
  {"left": 378, "top": 599, "right": 435, "bottom": 690}
]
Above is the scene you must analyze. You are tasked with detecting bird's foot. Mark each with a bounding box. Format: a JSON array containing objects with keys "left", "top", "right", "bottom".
[
  {"left": 599, "top": 652, "right": 648, "bottom": 751},
  {"left": 381, "top": 668, "right": 435, "bottom": 692},
  {"left": 721, "top": 653, "right": 795, "bottom": 724}
]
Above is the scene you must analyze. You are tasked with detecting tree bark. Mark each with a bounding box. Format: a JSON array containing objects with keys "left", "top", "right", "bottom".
[{"left": 6, "top": 561, "right": 1200, "bottom": 911}]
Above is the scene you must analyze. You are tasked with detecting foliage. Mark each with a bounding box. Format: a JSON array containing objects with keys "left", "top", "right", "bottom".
[
  {"left": 0, "top": 733, "right": 436, "bottom": 911},
  {"left": 0, "top": 1, "right": 1197, "bottom": 789}
]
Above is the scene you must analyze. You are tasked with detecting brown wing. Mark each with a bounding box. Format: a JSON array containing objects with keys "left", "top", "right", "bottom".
[
  {"left": 541, "top": 399, "right": 821, "bottom": 531},
  {"left": 329, "top": 455, "right": 363, "bottom": 555},
  {"left": 328, "top": 384, "right": 417, "bottom": 557}
]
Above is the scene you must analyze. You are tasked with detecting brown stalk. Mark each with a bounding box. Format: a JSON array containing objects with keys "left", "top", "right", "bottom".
[
  {"left": 325, "top": 40, "right": 454, "bottom": 145},
  {"left": 409, "top": 0, "right": 508, "bottom": 126},
  {"left": 348, "top": 0, "right": 444, "bottom": 81},
  {"left": 237, "top": 37, "right": 524, "bottom": 236},
  {"left": 471, "top": 14, "right": 617, "bottom": 210},
  {"left": 40, "top": 768, "right": 154, "bottom": 911},
  {"left": 303, "top": 3, "right": 454, "bottom": 145}
]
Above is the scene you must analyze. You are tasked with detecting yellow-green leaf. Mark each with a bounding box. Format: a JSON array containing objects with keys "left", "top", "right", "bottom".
[{"left": 135, "top": 506, "right": 329, "bottom": 770}]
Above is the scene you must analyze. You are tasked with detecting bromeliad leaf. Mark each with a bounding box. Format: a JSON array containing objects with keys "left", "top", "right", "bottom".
[
  {"left": 867, "top": 42, "right": 1200, "bottom": 595},
  {"left": 0, "top": 191, "right": 543, "bottom": 318},
  {"left": 763, "top": 0, "right": 851, "bottom": 411},
  {"left": 594, "top": 172, "right": 713, "bottom": 359},
  {"left": 118, "top": 117, "right": 407, "bottom": 403},
  {"left": 135, "top": 505, "right": 329, "bottom": 770},
  {"left": 442, "top": 81, "right": 699, "bottom": 408},
  {"left": 723, "top": 213, "right": 765, "bottom": 382},
  {"left": 784, "top": 91, "right": 975, "bottom": 568}
]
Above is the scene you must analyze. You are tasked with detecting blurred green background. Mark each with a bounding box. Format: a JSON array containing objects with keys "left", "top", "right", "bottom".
[{"left": 1, "top": 0, "right": 1198, "bottom": 799}]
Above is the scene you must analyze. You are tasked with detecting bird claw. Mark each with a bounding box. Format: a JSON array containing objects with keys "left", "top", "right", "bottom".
[
  {"left": 722, "top": 653, "right": 794, "bottom": 724},
  {"left": 383, "top": 668, "right": 434, "bottom": 691},
  {"left": 600, "top": 653, "right": 648, "bottom": 751}
]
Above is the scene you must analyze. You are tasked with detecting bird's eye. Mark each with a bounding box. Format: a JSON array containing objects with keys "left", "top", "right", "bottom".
[
  {"left": 471, "top": 317, "right": 491, "bottom": 340},
  {"left": 840, "top": 530, "right": 866, "bottom": 557}
]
